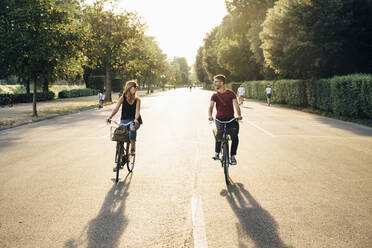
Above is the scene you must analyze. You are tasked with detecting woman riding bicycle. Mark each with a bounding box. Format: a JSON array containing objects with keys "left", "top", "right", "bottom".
[{"left": 106, "top": 80, "right": 142, "bottom": 157}]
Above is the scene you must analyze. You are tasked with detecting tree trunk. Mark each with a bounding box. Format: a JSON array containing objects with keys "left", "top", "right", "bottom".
[
  {"left": 43, "top": 77, "right": 48, "bottom": 93},
  {"left": 104, "top": 14, "right": 112, "bottom": 102},
  {"left": 105, "top": 64, "right": 112, "bottom": 102},
  {"left": 26, "top": 78, "right": 30, "bottom": 95},
  {"left": 147, "top": 81, "right": 150, "bottom": 94},
  {"left": 83, "top": 67, "right": 90, "bottom": 88},
  {"left": 33, "top": 75, "right": 38, "bottom": 117}
]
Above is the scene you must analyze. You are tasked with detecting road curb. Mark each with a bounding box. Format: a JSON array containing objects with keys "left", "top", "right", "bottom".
[
  {"left": 0, "top": 89, "right": 172, "bottom": 132},
  {"left": 0, "top": 105, "right": 99, "bottom": 132}
]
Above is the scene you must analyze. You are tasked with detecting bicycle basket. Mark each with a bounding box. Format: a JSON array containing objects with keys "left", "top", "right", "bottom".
[{"left": 111, "top": 125, "right": 130, "bottom": 142}]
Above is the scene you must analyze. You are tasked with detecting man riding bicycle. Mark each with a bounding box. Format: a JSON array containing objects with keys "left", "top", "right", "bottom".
[{"left": 208, "top": 74, "right": 242, "bottom": 165}]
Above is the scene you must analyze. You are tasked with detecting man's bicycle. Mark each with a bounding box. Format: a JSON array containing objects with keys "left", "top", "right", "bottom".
[
  {"left": 108, "top": 119, "right": 136, "bottom": 183},
  {"left": 212, "top": 118, "right": 238, "bottom": 185}
]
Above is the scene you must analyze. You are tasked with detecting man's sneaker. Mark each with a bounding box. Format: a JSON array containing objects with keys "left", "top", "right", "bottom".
[
  {"left": 230, "top": 156, "right": 237, "bottom": 166},
  {"left": 212, "top": 153, "right": 220, "bottom": 160}
]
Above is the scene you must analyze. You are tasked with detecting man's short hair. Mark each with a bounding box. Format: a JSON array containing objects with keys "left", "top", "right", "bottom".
[{"left": 213, "top": 74, "right": 226, "bottom": 84}]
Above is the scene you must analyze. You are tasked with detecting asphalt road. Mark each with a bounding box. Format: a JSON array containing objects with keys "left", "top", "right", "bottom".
[{"left": 0, "top": 88, "right": 371, "bottom": 248}]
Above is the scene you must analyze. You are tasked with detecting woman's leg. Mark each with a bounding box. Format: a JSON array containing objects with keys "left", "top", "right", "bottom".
[{"left": 129, "top": 122, "right": 140, "bottom": 154}]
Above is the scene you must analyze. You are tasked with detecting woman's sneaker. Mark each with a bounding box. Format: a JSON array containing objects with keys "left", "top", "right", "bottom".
[{"left": 230, "top": 156, "right": 237, "bottom": 166}]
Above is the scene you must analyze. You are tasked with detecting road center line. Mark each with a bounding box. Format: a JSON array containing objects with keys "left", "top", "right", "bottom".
[
  {"left": 191, "top": 195, "right": 208, "bottom": 248},
  {"left": 247, "top": 121, "right": 275, "bottom": 137},
  {"left": 190, "top": 127, "right": 208, "bottom": 248}
]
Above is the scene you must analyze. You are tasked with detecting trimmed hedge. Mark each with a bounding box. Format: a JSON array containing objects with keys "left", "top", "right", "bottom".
[
  {"left": 228, "top": 74, "right": 372, "bottom": 119},
  {"left": 0, "top": 91, "right": 55, "bottom": 106},
  {"left": 58, "top": 88, "right": 98, "bottom": 98}
]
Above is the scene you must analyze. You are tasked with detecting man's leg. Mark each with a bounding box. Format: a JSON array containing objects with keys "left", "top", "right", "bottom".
[
  {"left": 227, "top": 121, "right": 239, "bottom": 165},
  {"left": 213, "top": 121, "right": 223, "bottom": 160}
]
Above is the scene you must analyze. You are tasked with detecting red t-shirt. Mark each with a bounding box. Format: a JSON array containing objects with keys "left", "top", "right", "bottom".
[{"left": 211, "top": 89, "right": 236, "bottom": 119}]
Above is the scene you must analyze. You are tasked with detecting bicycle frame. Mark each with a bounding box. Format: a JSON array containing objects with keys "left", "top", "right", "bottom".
[
  {"left": 213, "top": 118, "right": 238, "bottom": 185},
  {"left": 108, "top": 119, "right": 135, "bottom": 182}
]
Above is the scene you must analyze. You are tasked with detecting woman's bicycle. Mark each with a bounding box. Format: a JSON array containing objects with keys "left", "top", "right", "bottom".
[
  {"left": 212, "top": 118, "right": 238, "bottom": 185},
  {"left": 108, "top": 119, "right": 136, "bottom": 183}
]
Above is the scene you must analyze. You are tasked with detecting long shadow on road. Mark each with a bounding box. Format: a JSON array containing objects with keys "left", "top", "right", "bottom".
[
  {"left": 221, "top": 183, "right": 293, "bottom": 248},
  {"left": 65, "top": 174, "right": 132, "bottom": 248}
]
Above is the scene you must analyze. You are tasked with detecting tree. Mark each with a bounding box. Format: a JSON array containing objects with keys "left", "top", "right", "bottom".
[
  {"left": 202, "top": 27, "right": 230, "bottom": 81},
  {"left": 195, "top": 46, "right": 209, "bottom": 83},
  {"left": 82, "top": 1, "right": 144, "bottom": 101},
  {"left": 224, "top": 0, "right": 276, "bottom": 78},
  {"left": 0, "top": 0, "right": 80, "bottom": 116},
  {"left": 172, "top": 57, "right": 190, "bottom": 85},
  {"left": 260, "top": 0, "right": 372, "bottom": 78}
]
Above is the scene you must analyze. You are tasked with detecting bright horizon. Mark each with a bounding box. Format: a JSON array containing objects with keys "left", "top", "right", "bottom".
[{"left": 85, "top": 0, "right": 228, "bottom": 66}]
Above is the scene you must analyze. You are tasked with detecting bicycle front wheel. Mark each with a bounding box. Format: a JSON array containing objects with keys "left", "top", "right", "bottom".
[
  {"left": 127, "top": 154, "right": 135, "bottom": 173},
  {"left": 115, "top": 142, "right": 123, "bottom": 183},
  {"left": 222, "top": 142, "right": 230, "bottom": 185},
  {"left": 125, "top": 142, "right": 135, "bottom": 173}
]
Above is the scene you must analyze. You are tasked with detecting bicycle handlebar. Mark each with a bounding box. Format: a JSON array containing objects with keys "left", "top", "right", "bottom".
[
  {"left": 108, "top": 119, "right": 132, "bottom": 126},
  {"left": 214, "top": 118, "right": 238, "bottom": 124}
]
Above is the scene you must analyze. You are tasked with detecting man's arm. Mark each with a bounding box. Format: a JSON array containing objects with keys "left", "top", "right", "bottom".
[
  {"left": 208, "top": 101, "right": 215, "bottom": 121},
  {"left": 233, "top": 98, "right": 242, "bottom": 120}
]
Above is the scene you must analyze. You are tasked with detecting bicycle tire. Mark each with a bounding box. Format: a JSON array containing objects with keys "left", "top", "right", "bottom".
[
  {"left": 115, "top": 142, "right": 122, "bottom": 183},
  {"left": 223, "top": 142, "right": 230, "bottom": 185},
  {"left": 125, "top": 142, "right": 135, "bottom": 172}
]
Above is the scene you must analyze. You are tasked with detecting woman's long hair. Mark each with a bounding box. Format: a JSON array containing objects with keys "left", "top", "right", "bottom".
[{"left": 123, "top": 80, "right": 138, "bottom": 103}]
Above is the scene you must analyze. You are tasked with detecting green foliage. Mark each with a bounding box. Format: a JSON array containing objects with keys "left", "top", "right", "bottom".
[
  {"left": 87, "top": 75, "right": 104, "bottom": 92},
  {"left": 329, "top": 74, "right": 372, "bottom": 118},
  {"left": 195, "top": 46, "right": 209, "bottom": 83},
  {"left": 261, "top": 0, "right": 372, "bottom": 78},
  {"left": 0, "top": 91, "right": 55, "bottom": 105},
  {"left": 58, "top": 88, "right": 97, "bottom": 98},
  {"left": 202, "top": 27, "right": 230, "bottom": 81},
  {"left": 306, "top": 79, "right": 332, "bottom": 112},
  {"left": 112, "top": 78, "right": 124, "bottom": 92},
  {"left": 229, "top": 74, "right": 372, "bottom": 118}
]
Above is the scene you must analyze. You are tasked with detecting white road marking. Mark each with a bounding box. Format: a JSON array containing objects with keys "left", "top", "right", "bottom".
[
  {"left": 190, "top": 127, "right": 208, "bottom": 248},
  {"left": 191, "top": 196, "right": 208, "bottom": 248},
  {"left": 274, "top": 135, "right": 371, "bottom": 139},
  {"left": 247, "top": 121, "right": 275, "bottom": 137}
]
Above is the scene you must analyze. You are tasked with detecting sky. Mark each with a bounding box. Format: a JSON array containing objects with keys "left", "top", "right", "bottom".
[{"left": 85, "top": 0, "right": 228, "bottom": 66}]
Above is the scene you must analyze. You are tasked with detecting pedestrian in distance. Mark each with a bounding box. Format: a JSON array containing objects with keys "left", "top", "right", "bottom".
[
  {"left": 237, "top": 84, "right": 245, "bottom": 106},
  {"left": 265, "top": 85, "right": 272, "bottom": 106},
  {"left": 98, "top": 90, "right": 104, "bottom": 108}
]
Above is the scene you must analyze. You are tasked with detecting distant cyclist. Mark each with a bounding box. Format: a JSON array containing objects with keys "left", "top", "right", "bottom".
[
  {"left": 106, "top": 80, "right": 142, "bottom": 158},
  {"left": 208, "top": 74, "right": 242, "bottom": 165}
]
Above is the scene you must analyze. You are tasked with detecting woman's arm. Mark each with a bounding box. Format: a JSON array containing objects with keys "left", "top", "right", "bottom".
[
  {"left": 106, "top": 96, "right": 124, "bottom": 122},
  {"left": 134, "top": 98, "right": 141, "bottom": 122}
]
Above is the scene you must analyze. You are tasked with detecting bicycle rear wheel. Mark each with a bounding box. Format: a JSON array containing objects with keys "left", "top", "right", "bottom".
[
  {"left": 115, "top": 142, "right": 123, "bottom": 183},
  {"left": 223, "top": 142, "right": 230, "bottom": 185}
]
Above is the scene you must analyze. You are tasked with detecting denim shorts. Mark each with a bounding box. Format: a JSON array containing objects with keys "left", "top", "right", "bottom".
[{"left": 120, "top": 119, "right": 140, "bottom": 142}]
